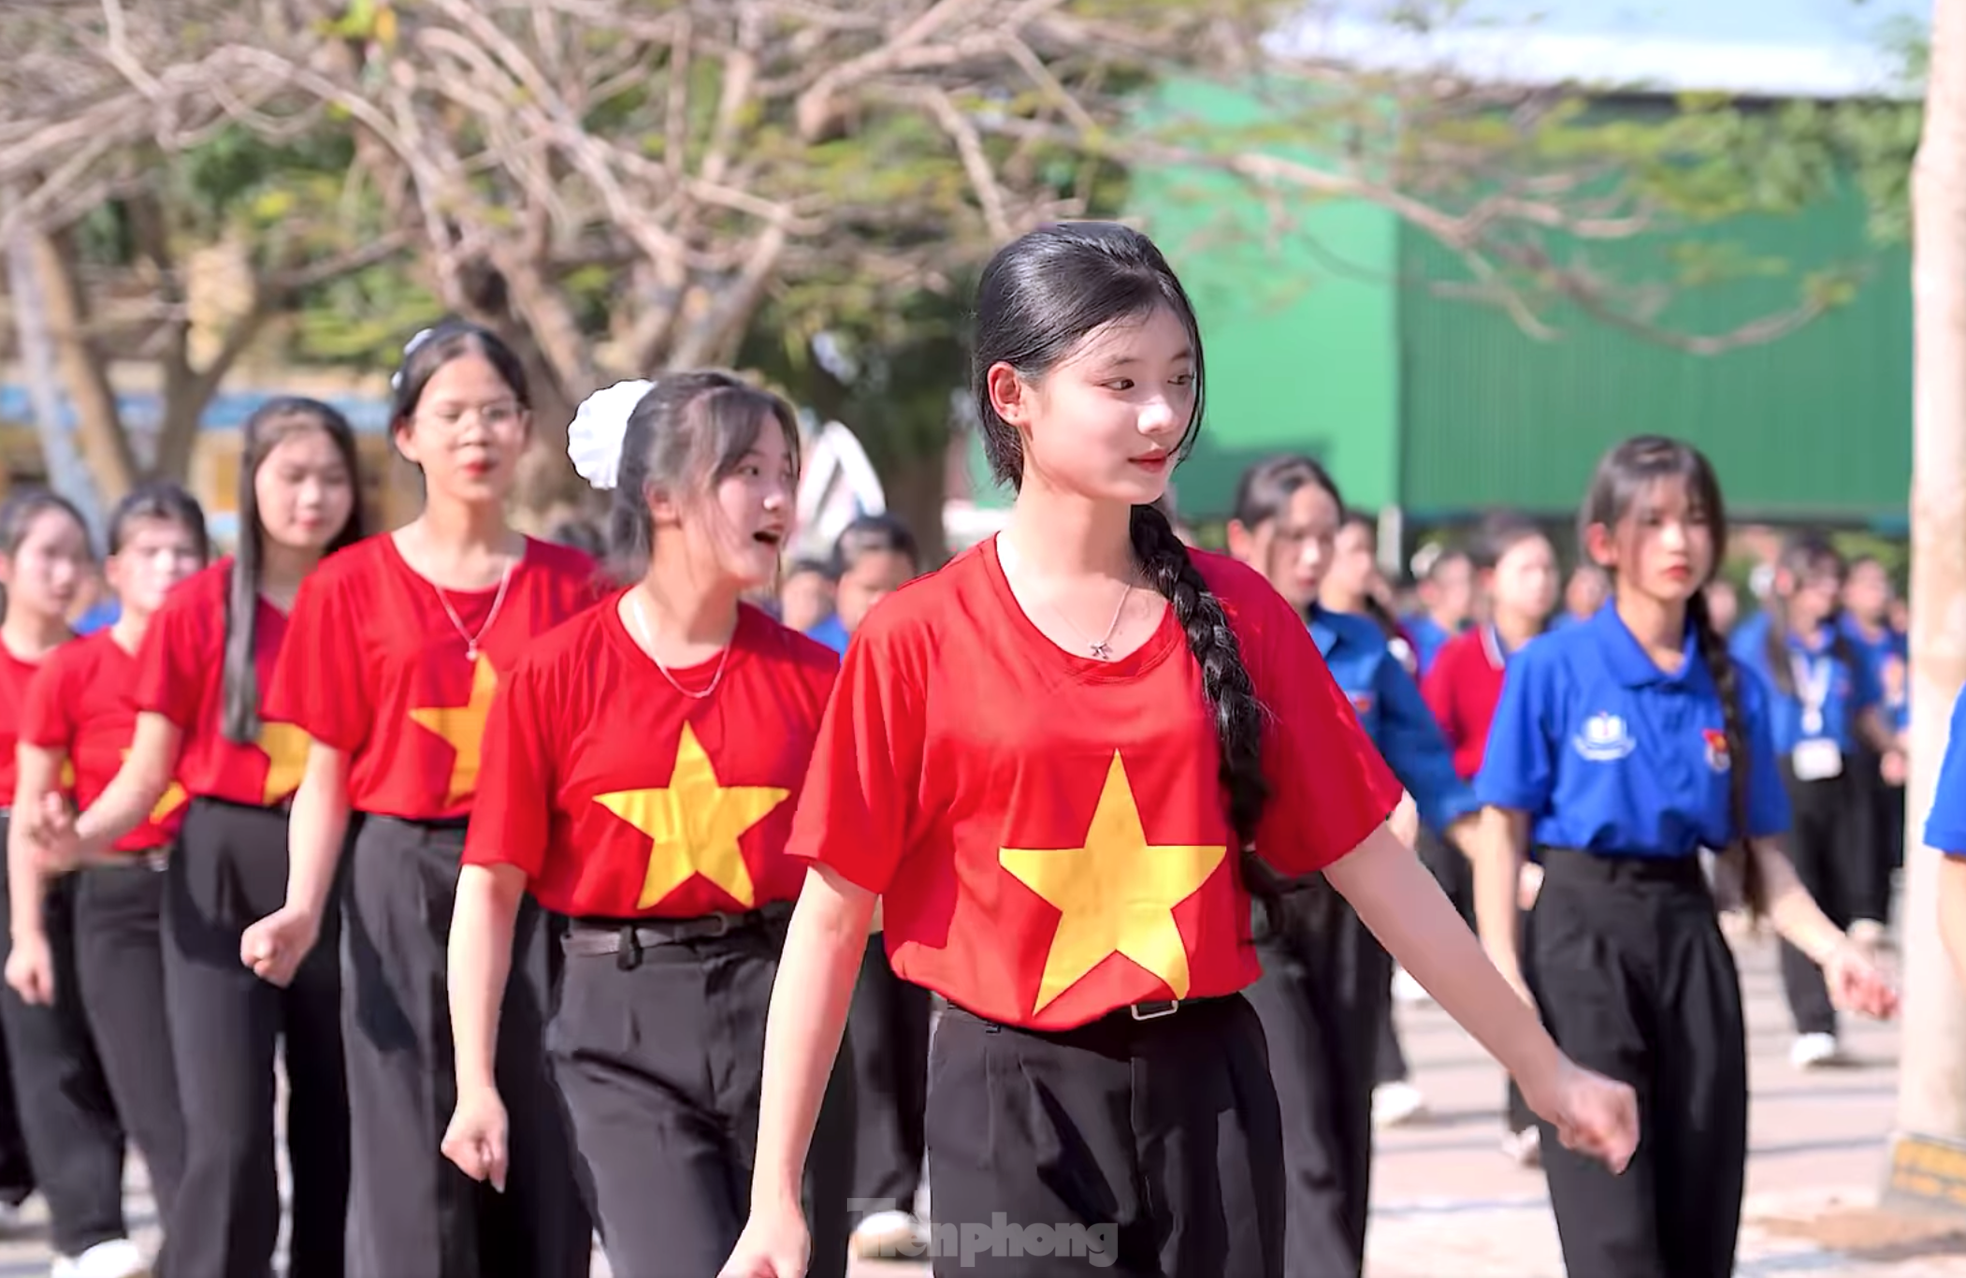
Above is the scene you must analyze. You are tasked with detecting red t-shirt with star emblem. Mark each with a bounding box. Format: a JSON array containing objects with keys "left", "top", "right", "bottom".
[
  {"left": 791, "top": 538, "right": 1404, "bottom": 1031},
  {"left": 135, "top": 558, "right": 312, "bottom": 808},
  {"left": 23, "top": 631, "right": 184, "bottom": 852},
  {"left": 264, "top": 535, "right": 605, "bottom": 821},
  {"left": 462, "top": 597, "right": 837, "bottom": 918},
  {"left": 0, "top": 643, "right": 49, "bottom": 802}
]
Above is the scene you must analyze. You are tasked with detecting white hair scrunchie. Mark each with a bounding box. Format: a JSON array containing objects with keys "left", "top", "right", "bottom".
[
  {"left": 388, "top": 326, "right": 437, "bottom": 392},
  {"left": 567, "top": 379, "right": 656, "bottom": 491}
]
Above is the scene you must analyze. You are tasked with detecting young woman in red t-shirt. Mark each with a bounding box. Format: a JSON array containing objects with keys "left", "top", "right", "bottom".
[
  {"left": 14, "top": 483, "right": 207, "bottom": 1272},
  {"left": 255, "top": 321, "right": 597, "bottom": 1278},
  {"left": 36, "top": 399, "right": 366, "bottom": 1278},
  {"left": 440, "top": 372, "right": 856, "bottom": 1278},
  {"left": 720, "top": 223, "right": 1638, "bottom": 1278},
  {"left": 0, "top": 489, "right": 144, "bottom": 1276},
  {"left": 1420, "top": 509, "right": 1560, "bottom": 1162}
]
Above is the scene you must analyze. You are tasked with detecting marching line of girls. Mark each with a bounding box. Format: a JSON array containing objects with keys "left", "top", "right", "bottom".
[{"left": 719, "top": 220, "right": 1637, "bottom": 1278}]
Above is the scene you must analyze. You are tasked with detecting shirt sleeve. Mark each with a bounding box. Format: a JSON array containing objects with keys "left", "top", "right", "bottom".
[
  {"left": 1928, "top": 687, "right": 1966, "bottom": 856},
  {"left": 1246, "top": 593, "right": 1404, "bottom": 878},
  {"left": 1474, "top": 648, "right": 1558, "bottom": 814},
  {"left": 19, "top": 652, "right": 74, "bottom": 751},
  {"left": 263, "top": 568, "right": 373, "bottom": 752},
  {"left": 784, "top": 611, "right": 925, "bottom": 895},
  {"left": 133, "top": 591, "right": 202, "bottom": 727},
  {"left": 461, "top": 656, "right": 556, "bottom": 881},
  {"left": 1373, "top": 651, "right": 1479, "bottom": 834},
  {"left": 1848, "top": 643, "right": 1884, "bottom": 715},
  {"left": 1738, "top": 673, "right": 1793, "bottom": 840}
]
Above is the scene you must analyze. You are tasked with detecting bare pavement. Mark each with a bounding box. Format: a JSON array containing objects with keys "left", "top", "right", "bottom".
[{"left": 0, "top": 935, "right": 1962, "bottom": 1276}]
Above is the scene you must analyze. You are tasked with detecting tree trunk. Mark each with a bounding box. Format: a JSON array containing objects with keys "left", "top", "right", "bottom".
[
  {"left": 6, "top": 220, "right": 105, "bottom": 538},
  {"left": 1887, "top": 0, "right": 1966, "bottom": 1208},
  {"left": 880, "top": 439, "right": 950, "bottom": 569},
  {"left": 29, "top": 225, "right": 138, "bottom": 504}
]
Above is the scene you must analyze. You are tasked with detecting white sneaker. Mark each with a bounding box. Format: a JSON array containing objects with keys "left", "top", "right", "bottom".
[
  {"left": 1501, "top": 1126, "right": 1542, "bottom": 1168},
  {"left": 852, "top": 1209, "right": 926, "bottom": 1260},
  {"left": 1391, "top": 967, "right": 1431, "bottom": 1006},
  {"left": 1791, "top": 1032, "right": 1842, "bottom": 1070},
  {"left": 51, "top": 1238, "right": 148, "bottom": 1278},
  {"left": 1373, "top": 1080, "right": 1429, "bottom": 1128}
]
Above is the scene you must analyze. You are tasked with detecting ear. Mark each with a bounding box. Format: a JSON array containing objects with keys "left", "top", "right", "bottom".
[
  {"left": 1583, "top": 521, "right": 1619, "bottom": 570},
  {"left": 986, "top": 362, "right": 1033, "bottom": 428},
  {"left": 1223, "top": 518, "right": 1257, "bottom": 563},
  {"left": 389, "top": 419, "right": 422, "bottom": 467},
  {"left": 644, "top": 481, "right": 682, "bottom": 529}
]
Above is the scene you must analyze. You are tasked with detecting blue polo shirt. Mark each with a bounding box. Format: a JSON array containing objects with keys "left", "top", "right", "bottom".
[
  {"left": 1728, "top": 612, "right": 1880, "bottom": 755},
  {"left": 1926, "top": 686, "right": 1966, "bottom": 857},
  {"left": 805, "top": 613, "right": 850, "bottom": 655},
  {"left": 1311, "top": 608, "right": 1478, "bottom": 836},
  {"left": 1841, "top": 615, "right": 1909, "bottom": 737},
  {"left": 1404, "top": 614, "right": 1454, "bottom": 677},
  {"left": 1477, "top": 603, "right": 1790, "bottom": 858}
]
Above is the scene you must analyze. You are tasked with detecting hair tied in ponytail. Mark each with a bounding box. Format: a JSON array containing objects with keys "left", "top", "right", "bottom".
[{"left": 569, "top": 380, "right": 657, "bottom": 492}]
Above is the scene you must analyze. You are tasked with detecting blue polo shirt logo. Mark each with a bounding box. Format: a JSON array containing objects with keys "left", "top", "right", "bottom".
[
  {"left": 1348, "top": 691, "right": 1375, "bottom": 716},
  {"left": 1574, "top": 711, "right": 1635, "bottom": 762},
  {"left": 1704, "top": 728, "right": 1731, "bottom": 773}
]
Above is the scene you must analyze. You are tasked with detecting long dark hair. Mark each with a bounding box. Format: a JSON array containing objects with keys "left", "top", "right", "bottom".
[
  {"left": 1761, "top": 532, "right": 1859, "bottom": 698},
  {"left": 607, "top": 372, "right": 802, "bottom": 584},
  {"left": 1580, "top": 435, "right": 1762, "bottom": 914},
  {"left": 1472, "top": 510, "right": 1555, "bottom": 632},
  {"left": 973, "top": 221, "right": 1269, "bottom": 857},
  {"left": 0, "top": 489, "right": 88, "bottom": 626},
  {"left": 1231, "top": 452, "right": 1339, "bottom": 608},
  {"left": 107, "top": 482, "right": 210, "bottom": 562},
  {"left": 222, "top": 398, "right": 366, "bottom": 743}
]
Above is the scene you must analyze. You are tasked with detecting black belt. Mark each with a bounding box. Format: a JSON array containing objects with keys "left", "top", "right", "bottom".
[{"left": 565, "top": 903, "right": 793, "bottom": 969}]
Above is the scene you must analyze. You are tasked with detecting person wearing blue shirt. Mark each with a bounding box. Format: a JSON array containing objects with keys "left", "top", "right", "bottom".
[
  {"left": 1402, "top": 544, "right": 1472, "bottom": 676},
  {"left": 1226, "top": 455, "right": 1513, "bottom": 1278},
  {"left": 1478, "top": 436, "right": 1897, "bottom": 1278},
  {"left": 1842, "top": 554, "right": 1911, "bottom": 930},
  {"left": 1729, "top": 535, "right": 1901, "bottom": 1071},
  {"left": 1926, "top": 687, "right": 1966, "bottom": 985}
]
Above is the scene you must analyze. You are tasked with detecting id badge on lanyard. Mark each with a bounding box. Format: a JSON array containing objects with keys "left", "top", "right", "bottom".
[{"left": 1791, "top": 652, "right": 1843, "bottom": 781}]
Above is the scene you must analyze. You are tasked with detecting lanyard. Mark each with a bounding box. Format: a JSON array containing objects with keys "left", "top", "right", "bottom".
[{"left": 1791, "top": 649, "right": 1834, "bottom": 738}]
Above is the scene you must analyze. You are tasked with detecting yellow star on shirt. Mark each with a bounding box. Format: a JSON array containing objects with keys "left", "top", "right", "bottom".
[
  {"left": 408, "top": 655, "right": 498, "bottom": 806},
  {"left": 120, "top": 748, "right": 186, "bottom": 824},
  {"left": 999, "top": 751, "right": 1228, "bottom": 1015},
  {"left": 595, "top": 722, "right": 790, "bottom": 911},
  {"left": 256, "top": 721, "right": 312, "bottom": 805}
]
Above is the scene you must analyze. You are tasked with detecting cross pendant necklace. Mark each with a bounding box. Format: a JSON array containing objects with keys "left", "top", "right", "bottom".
[{"left": 1081, "top": 580, "right": 1134, "bottom": 661}]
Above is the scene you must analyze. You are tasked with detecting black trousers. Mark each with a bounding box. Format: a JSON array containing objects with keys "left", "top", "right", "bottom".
[
  {"left": 1244, "top": 883, "right": 1381, "bottom": 1278},
  {"left": 1779, "top": 765, "right": 1872, "bottom": 1037},
  {"left": 1853, "top": 744, "right": 1903, "bottom": 923},
  {"left": 165, "top": 797, "right": 349, "bottom": 1278},
  {"left": 549, "top": 912, "right": 855, "bottom": 1278},
  {"left": 0, "top": 1024, "right": 33, "bottom": 1207},
  {"left": 340, "top": 815, "right": 590, "bottom": 1278},
  {"left": 846, "top": 934, "right": 929, "bottom": 1220},
  {"left": 1528, "top": 847, "right": 1748, "bottom": 1278},
  {"left": 75, "top": 858, "right": 188, "bottom": 1269},
  {"left": 0, "top": 814, "right": 129, "bottom": 1257},
  {"left": 926, "top": 993, "right": 1283, "bottom": 1278}
]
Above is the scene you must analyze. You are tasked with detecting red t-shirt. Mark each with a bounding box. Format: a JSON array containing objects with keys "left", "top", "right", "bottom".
[
  {"left": 135, "top": 558, "right": 310, "bottom": 808},
  {"left": 1421, "top": 625, "right": 1511, "bottom": 782},
  {"left": 791, "top": 538, "right": 1403, "bottom": 1031},
  {"left": 0, "top": 644, "right": 44, "bottom": 803},
  {"left": 264, "top": 535, "right": 606, "bottom": 821},
  {"left": 463, "top": 598, "right": 838, "bottom": 918},
  {"left": 22, "top": 632, "right": 185, "bottom": 852}
]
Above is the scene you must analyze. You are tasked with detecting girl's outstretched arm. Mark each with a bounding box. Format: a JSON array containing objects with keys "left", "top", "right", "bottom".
[
  {"left": 1325, "top": 822, "right": 1637, "bottom": 1171},
  {"left": 723, "top": 864, "right": 878, "bottom": 1278}
]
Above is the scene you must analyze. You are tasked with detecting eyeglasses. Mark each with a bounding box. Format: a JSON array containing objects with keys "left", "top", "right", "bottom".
[{"left": 414, "top": 402, "right": 526, "bottom": 432}]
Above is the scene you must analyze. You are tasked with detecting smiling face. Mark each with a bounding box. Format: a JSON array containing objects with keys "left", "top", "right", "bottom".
[
  {"left": 392, "top": 351, "right": 531, "bottom": 505},
  {"left": 651, "top": 408, "right": 797, "bottom": 593},
  {"left": 986, "top": 303, "right": 1197, "bottom": 506}
]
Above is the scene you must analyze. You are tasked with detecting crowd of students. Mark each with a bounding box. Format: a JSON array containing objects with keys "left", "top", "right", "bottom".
[{"left": 0, "top": 219, "right": 1917, "bottom": 1278}]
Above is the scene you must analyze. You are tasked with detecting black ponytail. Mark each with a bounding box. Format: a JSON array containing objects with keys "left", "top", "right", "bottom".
[{"left": 1689, "top": 586, "right": 1765, "bottom": 914}]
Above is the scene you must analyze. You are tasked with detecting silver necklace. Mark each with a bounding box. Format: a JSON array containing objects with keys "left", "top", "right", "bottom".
[
  {"left": 1060, "top": 577, "right": 1136, "bottom": 660},
  {"left": 630, "top": 588, "right": 730, "bottom": 699},
  {"left": 434, "top": 559, "right": 514, "bottom": 663}
]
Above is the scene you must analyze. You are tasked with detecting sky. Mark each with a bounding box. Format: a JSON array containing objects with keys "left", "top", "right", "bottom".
[{"left": 1269, "top": 0, "right": 1931, "bottom": 98}]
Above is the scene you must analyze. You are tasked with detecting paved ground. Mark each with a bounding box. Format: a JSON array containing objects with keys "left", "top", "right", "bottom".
[{"left": 0, "top": 933, "right": 1956, "bottom": 1276}]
